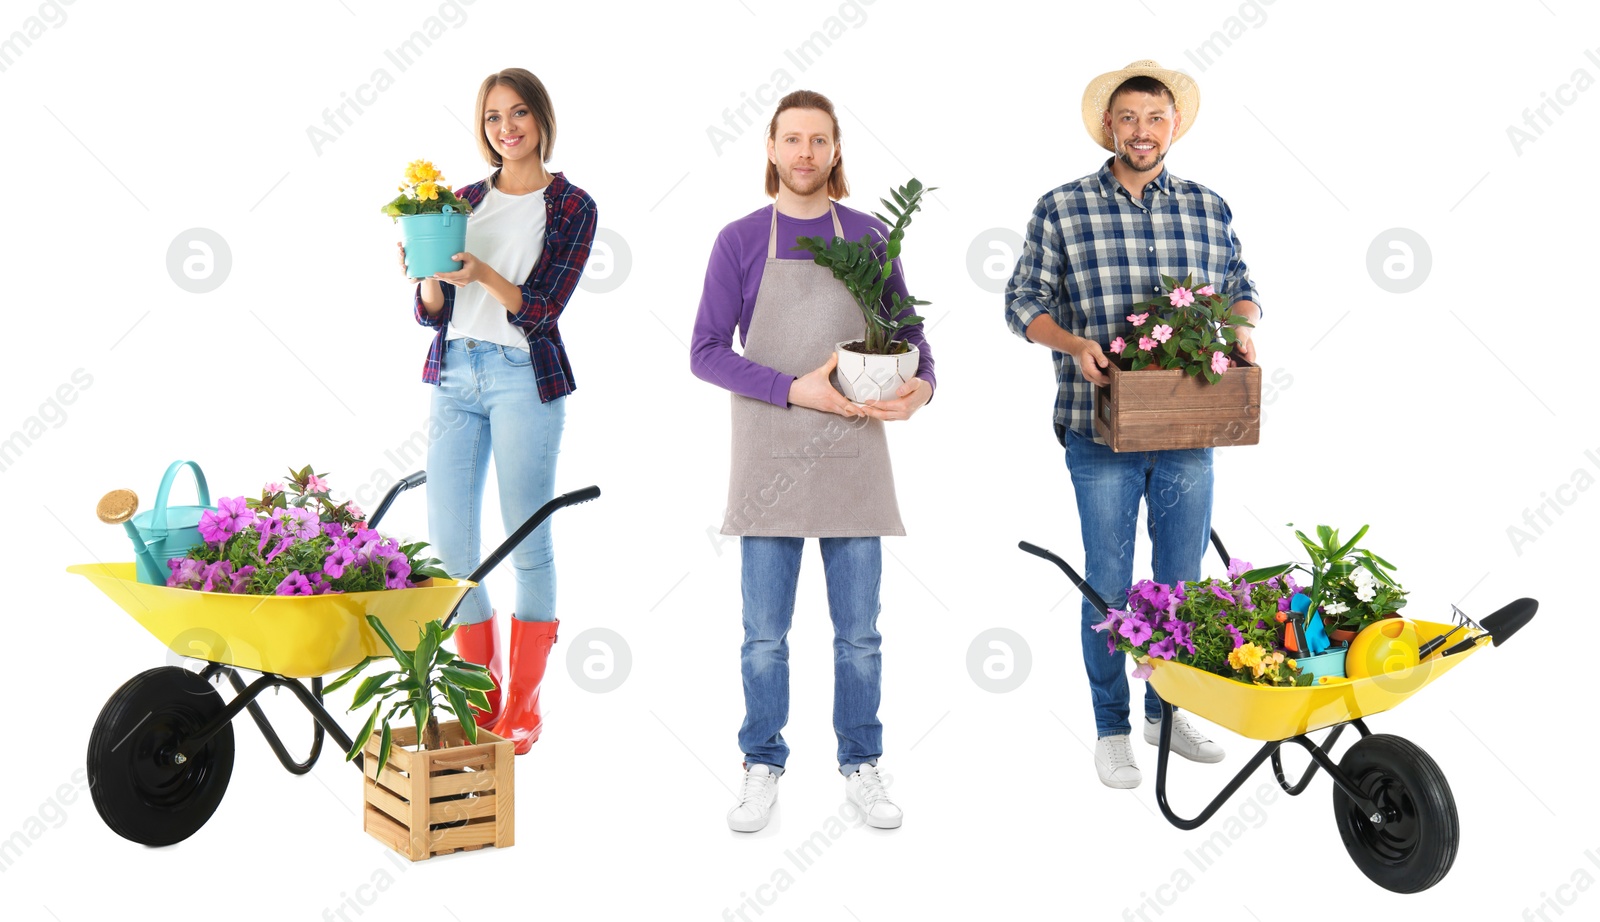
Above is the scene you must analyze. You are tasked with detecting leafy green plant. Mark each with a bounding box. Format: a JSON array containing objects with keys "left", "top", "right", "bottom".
[
  {"left": 326, "top": 616, "right": 497, "bottom": 776},
  {"left": 1243, "top": 524, "right": 1407, "bottom": 631},
  {"left": 792, "top": 178, "right": 936, "bottom": 355}
]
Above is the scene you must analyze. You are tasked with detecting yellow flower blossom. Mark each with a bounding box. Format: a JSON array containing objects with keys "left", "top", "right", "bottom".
[
  {"left": 416, "top": 181, "right": 439, "bottom": 201},
  {"left": 405, "top": 159, "right": 441, "bottom": 185}
]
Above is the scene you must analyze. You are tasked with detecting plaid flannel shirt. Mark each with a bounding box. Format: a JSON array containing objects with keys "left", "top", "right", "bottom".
[
  {"left": 1004, "top": 160, "right": 1260, "bottom": 446},
  {"left": 414, "top": 170, "right": 597, "bottom": 402}
]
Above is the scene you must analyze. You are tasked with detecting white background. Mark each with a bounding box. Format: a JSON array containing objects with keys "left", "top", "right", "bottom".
[{"left": 3, "top": 0, "right": 1595, "bottom": 919}]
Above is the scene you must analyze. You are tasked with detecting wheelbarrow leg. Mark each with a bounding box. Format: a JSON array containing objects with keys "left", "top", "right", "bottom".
[
  {"left": 1153, "top": 699, "right": 1284, "bottom": 830},
  {"left": 218, "top": 668, "right": 325, "bottom": 775}
]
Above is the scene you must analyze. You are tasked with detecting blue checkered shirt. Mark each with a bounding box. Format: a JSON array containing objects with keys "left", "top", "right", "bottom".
[{"left": 1004, "top": 159, "right": 1261, "bottom": 446}]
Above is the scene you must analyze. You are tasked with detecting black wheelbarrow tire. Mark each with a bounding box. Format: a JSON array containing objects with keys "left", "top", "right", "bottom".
[
  {"left": 1331, "top": 733, "right": 1458, "bottom": 893},
  {"left": 86, "top": 666, "right": 235, "bottom": 846}
]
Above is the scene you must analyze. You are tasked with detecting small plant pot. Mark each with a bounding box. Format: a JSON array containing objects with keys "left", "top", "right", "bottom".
[
  {"left": 833, "top": 341, "right": 919, "bottom": 404},
  {"left": 399, "top": 206, "right": 469, "bottom": 278},
  {"left": 1292, "top": 647, "right": 1347, "bottom": 681},
  {"left": 362, "top": 720, "right": 513, "bottom": 861},
  {"left": 1328, "top": 626, "right": 1358, "bottom": 645}
]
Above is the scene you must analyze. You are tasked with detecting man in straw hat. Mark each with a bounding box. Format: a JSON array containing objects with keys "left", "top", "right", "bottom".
[{"left": 1004, "top": 60, "right": 1261, "bottom": 789}]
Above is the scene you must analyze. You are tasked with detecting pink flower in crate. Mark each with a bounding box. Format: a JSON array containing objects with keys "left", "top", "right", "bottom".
[
  {"left": 1196, "top": 285, "right": 1215, "bottom": 296},
  {"left": 1210, "top": 350, "right": 1231, "bottom": 375},
  {"left": 1168, "top": 287, "right": 1194, "bottom": 308},
  {"left": 1109, "top": 337, "right": 1126, "bottom": 355},
  {"left": 1138, "top": 336, "right": 1157, "bottom": 352},
  {"left": 1127, "top": 312, "right": 1149, "bottom": 326},
  {"left": 1151, "top": 324, "right": 1173, "bottom": 344}
]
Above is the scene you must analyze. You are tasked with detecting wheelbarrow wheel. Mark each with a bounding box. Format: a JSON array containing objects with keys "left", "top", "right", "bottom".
[
  {"left": 86, "top": 666, "right": 235, "bottom": 846},
  {"left": 1331, "top": 733, "right": 1458, "bottom": 893}
]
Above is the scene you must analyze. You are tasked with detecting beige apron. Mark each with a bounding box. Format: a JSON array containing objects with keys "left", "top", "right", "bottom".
[{"left": 720, "top": 204, "right": 906, "bottom": 538}]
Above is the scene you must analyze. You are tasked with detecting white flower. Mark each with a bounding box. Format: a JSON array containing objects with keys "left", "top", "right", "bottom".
[
  {"left": 1323, "top": 600, "right": 1349, "bottom": 616},
  {"left": 1355, "top": 584, "right": 1376, "bottom": 603},
  {"left": 1350, "top": 568, "right": 1376, "bottom": 589}
]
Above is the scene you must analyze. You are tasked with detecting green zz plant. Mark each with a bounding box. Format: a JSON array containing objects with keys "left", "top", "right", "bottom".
[
  {"left": 326, "top": 615, "right": 497, "bottom": 777},
  {"left": 792, "top": 178, "right": 937, "bottom": 355}
]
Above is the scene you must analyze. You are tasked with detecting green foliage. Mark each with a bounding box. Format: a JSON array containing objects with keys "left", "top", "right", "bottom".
[
  {"left": 381, "top": 185, "right": 473, "bottom": 222},
  {"left": 792, "top": 178, "right": 937, "bottom": 355},
  {"left": 1252, "top": 524, "right": 1408, "bottom": 631},
  {"left": 327, "top": 617, "right": 497, "bottom": 771}
]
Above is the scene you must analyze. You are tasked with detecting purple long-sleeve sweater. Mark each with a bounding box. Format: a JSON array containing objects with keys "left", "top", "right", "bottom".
[{"left": 690, "top": 202, "right": 937, "bottom": 406}]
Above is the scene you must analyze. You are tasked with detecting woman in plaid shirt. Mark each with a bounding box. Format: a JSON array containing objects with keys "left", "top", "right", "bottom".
[{"left": 401, "top": 67, "right": 597, "bottom": 755}]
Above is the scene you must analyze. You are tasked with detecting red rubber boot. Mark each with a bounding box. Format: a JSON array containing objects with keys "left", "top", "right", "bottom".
[
  {"left": 490, "top": 618, "right": 558, "bottom": 754},
  {"left": 451, "top": 610, "right": 503, "bottom": 728}
]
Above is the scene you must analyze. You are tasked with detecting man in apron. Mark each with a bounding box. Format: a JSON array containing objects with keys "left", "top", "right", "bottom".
[
  {"left": 1004, "top": 61, "right": 1262, "bottom": 789},
  {"left": 690, "top": 89, "right": 936, "bottom": 833}
]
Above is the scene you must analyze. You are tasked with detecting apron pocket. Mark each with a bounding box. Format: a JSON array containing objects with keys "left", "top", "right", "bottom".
[{"left": 769, "top": 407, "right": 859, "bottom": 459}]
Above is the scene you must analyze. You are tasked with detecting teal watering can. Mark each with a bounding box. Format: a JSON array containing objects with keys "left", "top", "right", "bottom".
[{"left": 118, "top": 461, "right": 214, "bottom": 585}]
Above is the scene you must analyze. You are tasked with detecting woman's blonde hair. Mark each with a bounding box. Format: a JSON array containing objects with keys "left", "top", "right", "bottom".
[{"left": 474, "top": 68, "right": 557, "bottom": 166}]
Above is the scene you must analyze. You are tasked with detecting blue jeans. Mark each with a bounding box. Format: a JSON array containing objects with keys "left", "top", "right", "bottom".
[
  {"left": 427, "top": 338, "right": 565, "bottom": 624},
  {"left": 739, "top": 536, "right": 883, "bottom": 775},
  {"left": 1063, "top": 430, "right": 1213, "bottom": 738}
]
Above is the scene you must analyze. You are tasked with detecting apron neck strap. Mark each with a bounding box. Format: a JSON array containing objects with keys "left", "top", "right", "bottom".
[{"left": 768, "top": 202, "right": 845, "bottom": 259}]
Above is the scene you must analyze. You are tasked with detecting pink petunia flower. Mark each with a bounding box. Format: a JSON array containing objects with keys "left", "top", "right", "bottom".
[
  {"left": 1210, "top": 350, "right": 1231, "bottom": 375},
  {"left": 1168, "top": 287, "right": 1195, "bottom": 308},
  {"left": 1196, "top": 285, "right": 1215, "bottom": 297},
  {"left": 1109, "top": 337, "right": 1126, "bottom": 355},
  {"left": 1151, "top": 324, "right": 1174, "bottom": 344},
  {"left": 1131, "top": 662, "right": 1154, "bottom": 680},
  {"left": 1138, "top": 336, "right": 1157, "bottom": 352},
  {"left": 1127, "top": 312, "right": 1149, "bottom": 326}
]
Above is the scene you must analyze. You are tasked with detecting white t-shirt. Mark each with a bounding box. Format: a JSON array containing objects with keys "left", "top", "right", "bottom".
[{"left": 446, "top": 180, "right": 549, "bottom": 350}]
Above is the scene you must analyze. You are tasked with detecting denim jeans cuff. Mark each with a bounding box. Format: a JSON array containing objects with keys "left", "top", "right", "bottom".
[{"left": 838, "top": 759, "right": 877, "bottom": 777}]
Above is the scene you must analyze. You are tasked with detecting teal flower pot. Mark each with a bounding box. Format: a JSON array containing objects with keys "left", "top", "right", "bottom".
[
  {"left": 128, "top": 460, "right": 214, "bottom": 585},
  {"left": 400, "top": 205, "right": 469, "bottom": 278}
]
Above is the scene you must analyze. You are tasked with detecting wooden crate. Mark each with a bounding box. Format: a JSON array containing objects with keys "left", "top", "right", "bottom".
[
  {"left": 1093, "top": 356, "right": 1261, "bottom": 452},
  {"left": 362, "top": 720, "right": 514, "bottom": 861}
]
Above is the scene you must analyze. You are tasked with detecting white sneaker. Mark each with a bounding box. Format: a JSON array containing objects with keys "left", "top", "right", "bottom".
[
  {"left": 845, "top": 763, "right": 902, "bottom": 829},
  {"left": 1145, "top": 714, "right": 1225, "bottom": 763},
  {"left": 727, "top": 764, "right": 779, "bottom": 833},
  {"left": 1095, "top": 734, "right": 1142, "bottom": 788}
]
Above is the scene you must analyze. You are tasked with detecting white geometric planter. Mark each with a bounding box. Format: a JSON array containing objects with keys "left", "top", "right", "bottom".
[{"left": 833, "top": 342, "right": 920, "bottom": 404}]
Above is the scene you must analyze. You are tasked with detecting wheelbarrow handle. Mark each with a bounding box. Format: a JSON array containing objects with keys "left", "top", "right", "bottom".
[
  {"left": 443, "top": 485, "right": 603, "bottom": 629},
  {"left": 366, "top": 470, "right": 427, "bottom": 529},
  {"left": 1018, "top": 541, "right": 1112, "bottom": 618}
]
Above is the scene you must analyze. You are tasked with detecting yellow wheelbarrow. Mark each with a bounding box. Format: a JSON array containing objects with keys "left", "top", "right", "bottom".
[
  {"left": 70, "top": 473, "right": 599, "bottom": 847},
  {"left": 1019, "top": 531, "right": 1537, "bottom": 894}
]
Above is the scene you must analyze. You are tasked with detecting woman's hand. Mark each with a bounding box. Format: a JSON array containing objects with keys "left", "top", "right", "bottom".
[{"left": 433, "top": 251, "right": 490, "bottom": 287}]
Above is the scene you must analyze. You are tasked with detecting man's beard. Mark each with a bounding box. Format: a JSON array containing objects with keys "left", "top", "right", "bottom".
[
  {"left": 1115, "top": 142, "right": 1166, "bottom": 174},
  {"left": 778, "top": 162, "right": 830, "bottom": 195}
]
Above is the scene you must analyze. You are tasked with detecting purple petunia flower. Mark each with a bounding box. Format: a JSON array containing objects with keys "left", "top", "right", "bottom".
[
  {"left": 198, "top": 496, "right": 254, "bottom": 545},
  {"left": 229, "top": 565, "right": 256, "bottom": 594},
  {"left": 265, "top": 534, "right": 295, "bottom": 563},
  {"left": 1131, "top": 661, "right": 1154, "bottom": 680},
  {"left": 322, "top": 522, "right": 345, "bottom": 540},
  {"left": 199, "top": 560, "right": 234, "bottom": 593},
  {"left": 1225, "top": 624, "right": 1244, "bottom": 649},
  {"left": 275, "top": 571, "right": 312, "bottom": 596},
  {"left": 1209, "top": 583, "right": 1234, "bottom": 603},
  {"left": 323, "top": 543, "right": 356, "bottom": 579},
  {"left": 167, "top": 557, "right": 204, "bottom": 589},
  {"left": 1119, "top": 616, "right": 1153, "bottom": 646},
  {"left": 1226, "top": 558, "right": 1254, "bottom": 580},
  {"left": 1149, "top": 635, "right": 1178, "bottom": 660},
  {"left": 284, "top": 506, "right": 320, "bottom": 541},
  {"left": 1090, "top": 613, "right": 1120, "bottom": 634}
]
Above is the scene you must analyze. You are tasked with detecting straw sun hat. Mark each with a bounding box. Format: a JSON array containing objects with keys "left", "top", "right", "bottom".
[{"left": 1081, "top": 60, "right": 1200, "bottom": 152}]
